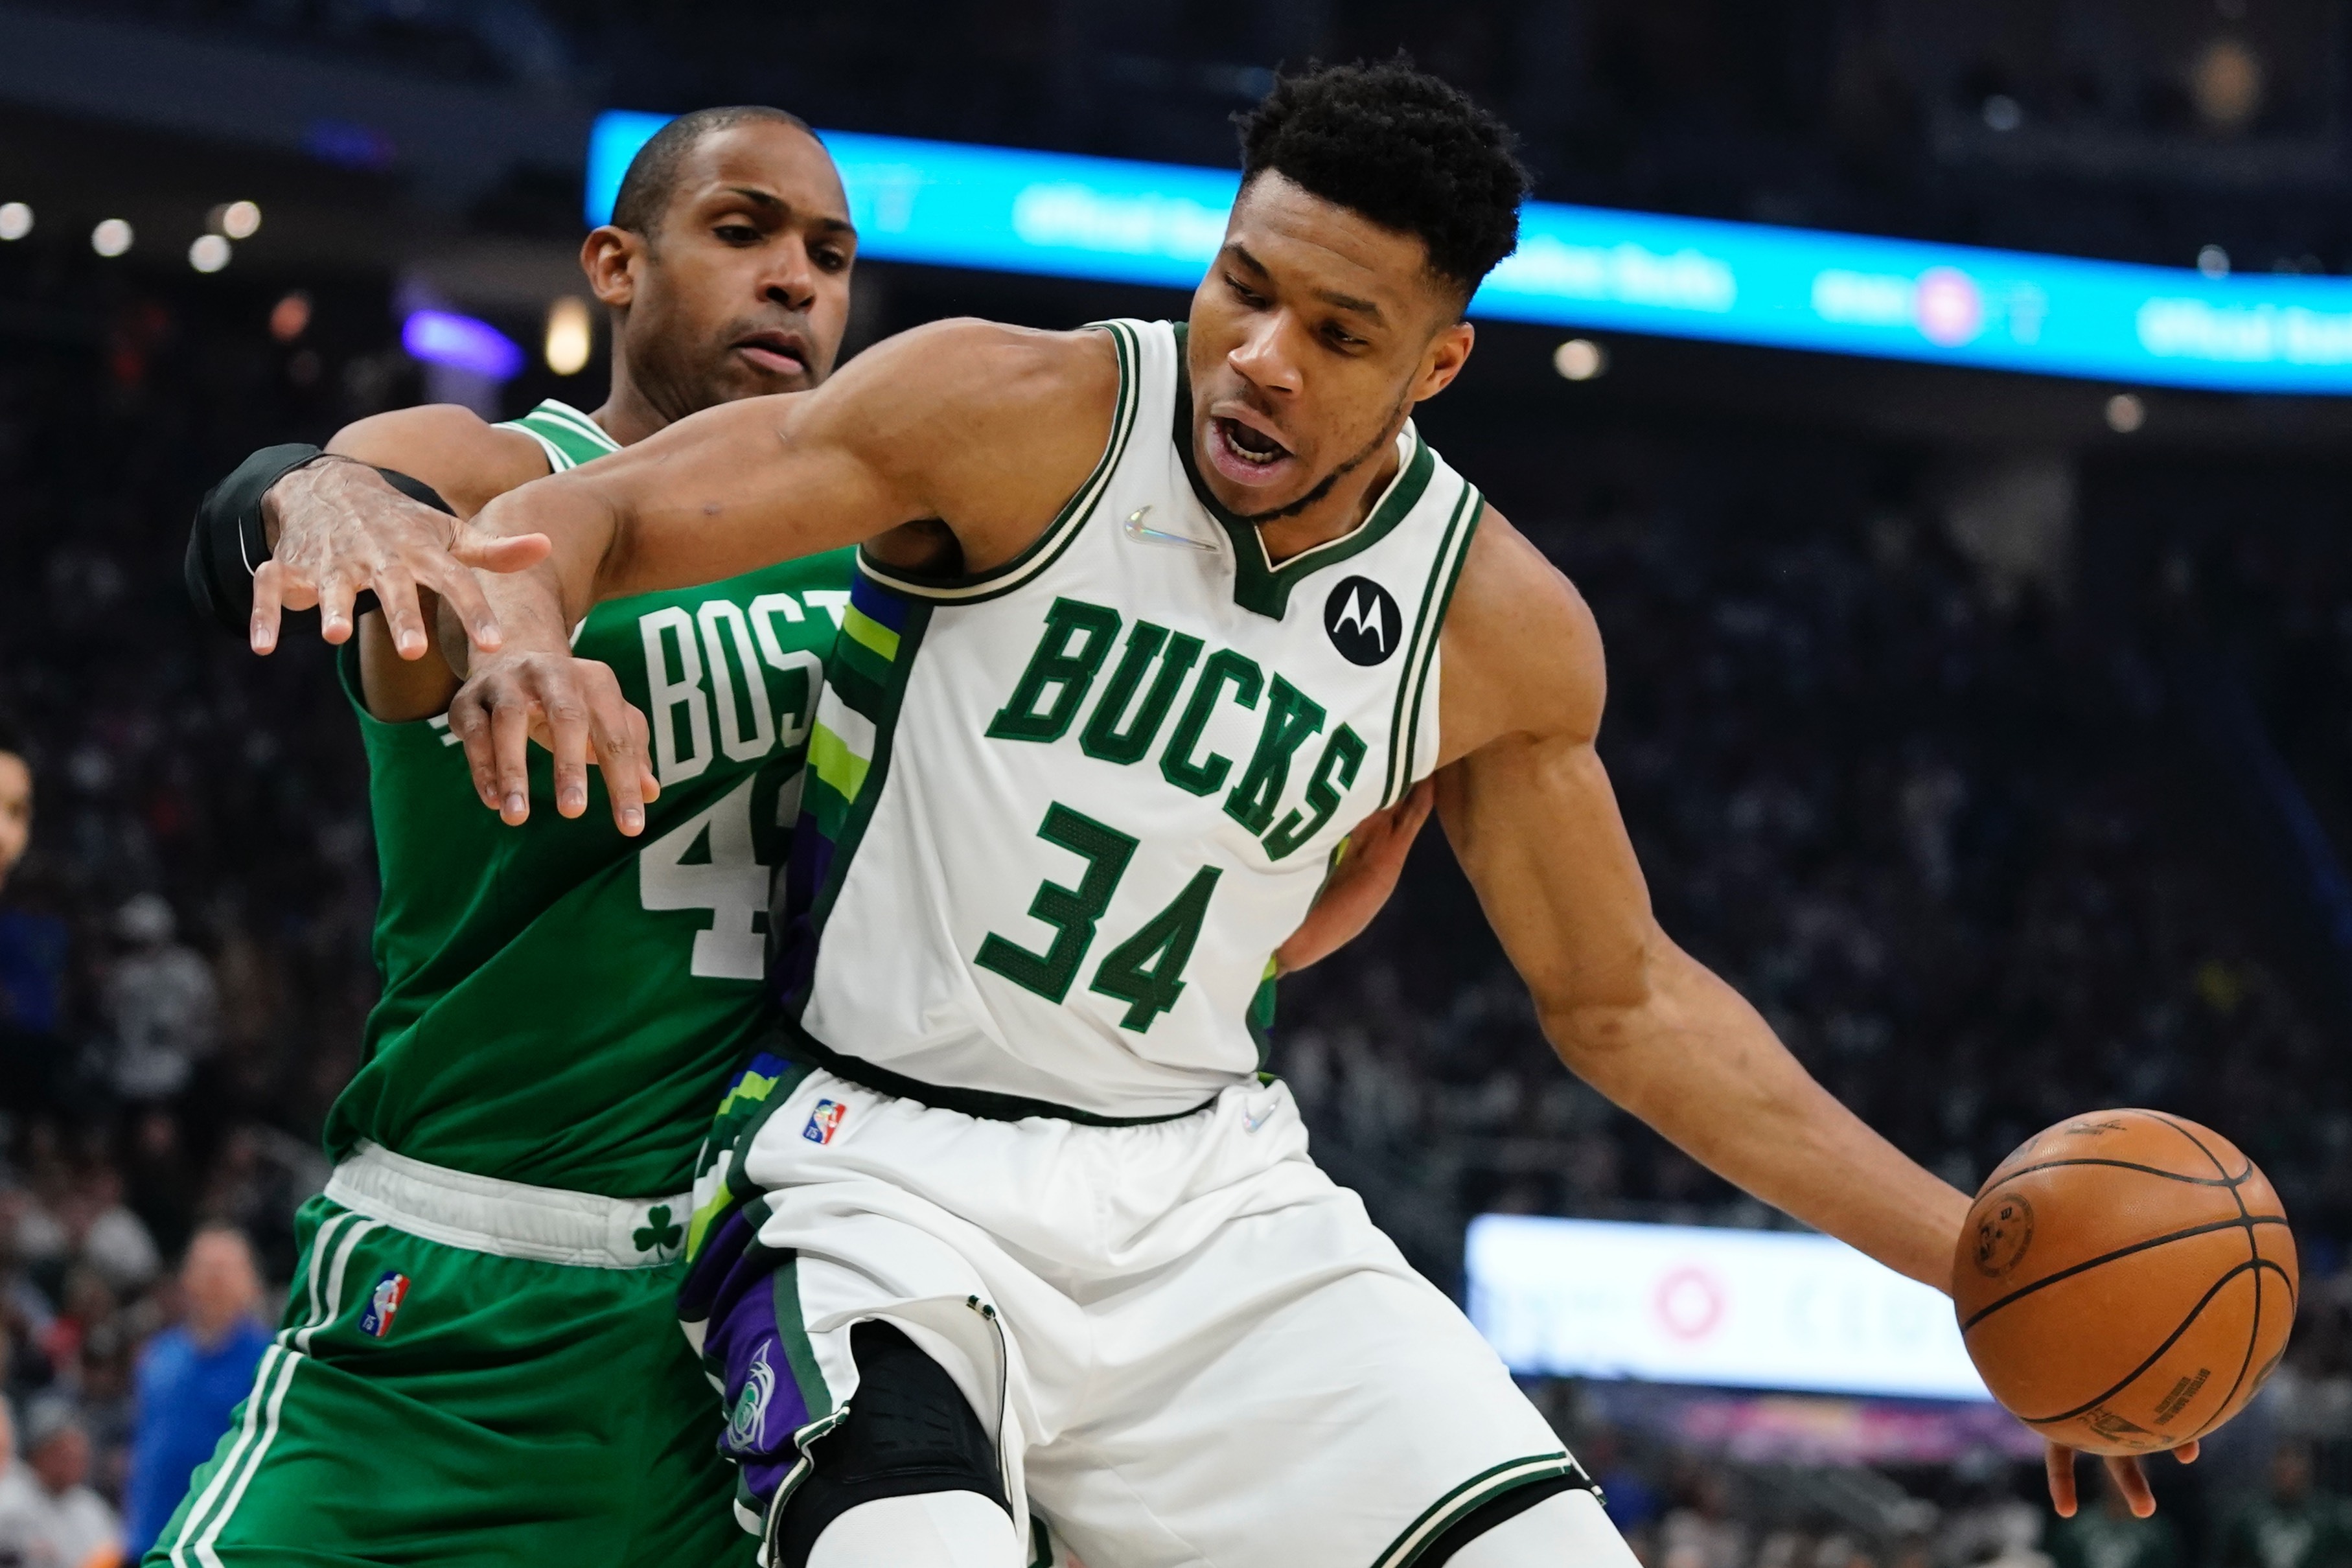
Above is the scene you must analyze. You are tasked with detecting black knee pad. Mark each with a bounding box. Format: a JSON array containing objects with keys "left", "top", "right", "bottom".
[
  {"left": 1418, "top": 1462, "right": 1605, "bottom": 1568},
  {"left": 768, "top": 1319, "right": 1009, "bottom": 1568}
]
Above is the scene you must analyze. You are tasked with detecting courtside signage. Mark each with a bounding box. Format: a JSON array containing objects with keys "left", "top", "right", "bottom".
[
  {"left": 1466, "top": 1214, "right": 1991, "bottom": 1402},
  {"left": 588, "top": 110, "right": 2352, "bottom": 395}
]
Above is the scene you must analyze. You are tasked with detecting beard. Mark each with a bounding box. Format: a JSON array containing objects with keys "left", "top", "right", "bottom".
[
  {"left": 1228, "top": 391, "right": 1412, "bottom": 525},
  {"left": 631, "top": 308, "right": 815, "bottom": 427}
]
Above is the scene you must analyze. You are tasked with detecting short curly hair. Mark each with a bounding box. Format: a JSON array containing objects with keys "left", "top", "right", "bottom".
[{"left": 1236, "top": 57, "right": 1529, "bottom": 305}]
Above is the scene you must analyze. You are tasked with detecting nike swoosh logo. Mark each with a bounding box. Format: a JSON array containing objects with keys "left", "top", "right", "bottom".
[
  {"left": 1125, "top": 505, "right": 1217, "bottom": 553},
  {"left": 1244, "top": 1105, "right": 1273, "bottom": 1133}
]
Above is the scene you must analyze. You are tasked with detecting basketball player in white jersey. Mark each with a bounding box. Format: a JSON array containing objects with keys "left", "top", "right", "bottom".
[{"left": 424, "top": 59, "right": 2184, "bottom": 1568}]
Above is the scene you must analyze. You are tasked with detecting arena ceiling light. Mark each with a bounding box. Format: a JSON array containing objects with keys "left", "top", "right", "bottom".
[
  {"left": 90, "top": 218, "right": 132, "bottom": 258},
  {"left": 588, "top": 111, "right": 2352, "bottom": 397},
  {"left": 271, "top": 292, "right": 311, "bottom": 343},
  {"left": 1553, "top": 338, "right": 1606, "bottom": 381},
  {"left": 189, "top": 235, "right": 231, "bottom": 273},
  {"left": 0, "top": 203, "right": 30, "bottom": 242},
  {"left": 402, "top": 309, "right": 524, "bottom": 381},
  {"left": 544, "top": 296, "right": 592, "bottom": 376}
]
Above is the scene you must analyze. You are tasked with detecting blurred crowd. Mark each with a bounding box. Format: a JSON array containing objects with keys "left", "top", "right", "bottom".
[
  {"left": 0, "top": 235, "right": 374, "bottom": 1562},
  {"left": 5, "top": 179, "right": 2352, "bottom": 1568}
]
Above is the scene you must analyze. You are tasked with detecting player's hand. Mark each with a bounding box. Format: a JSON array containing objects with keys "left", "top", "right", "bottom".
[
  {"left": 251, "top": 457, "right": 551, "bottom": 660},
  {"left": 2044, "top": 1439, "right": 2198, "bottom": 1519},
  {"left": 1273, "top": 779, "right": 1435, "bottom": 974},
  {"left": 447, "top": 652, "right": 660, "bottom": 835}
]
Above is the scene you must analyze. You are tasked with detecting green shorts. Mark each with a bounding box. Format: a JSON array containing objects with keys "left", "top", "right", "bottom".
[{"left": 144, "top": 1164, "right": 748, "bottom": 1568}]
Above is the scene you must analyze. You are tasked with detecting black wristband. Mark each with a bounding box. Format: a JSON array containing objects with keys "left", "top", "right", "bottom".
[{"left": 185, "top": 446, "right": 454, "bottom": 634}]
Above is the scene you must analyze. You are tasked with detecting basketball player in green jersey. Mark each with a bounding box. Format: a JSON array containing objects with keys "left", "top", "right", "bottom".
[
  {"left": 167, "top": 105, "right": 1419, "bottom": 1568},
  {"left": 433, "top": 64, "right": 2191, "bottom": 1564},
  {"left": 156, "top": 108, "right": 860, "bottom": 1568}
]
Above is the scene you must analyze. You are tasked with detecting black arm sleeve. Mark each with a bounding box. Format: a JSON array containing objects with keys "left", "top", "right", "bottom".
[{"left": 184, "top": 445, "right": 456, "bottom": 634}]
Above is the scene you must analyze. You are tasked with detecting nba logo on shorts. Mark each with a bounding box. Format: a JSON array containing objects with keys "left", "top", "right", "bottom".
[
  {"left": 802, "top": 1100, "right": 847, "bottom": 1145},
  {"left": 359, "top": 1271, "right": 409, "bottom": 1339}
]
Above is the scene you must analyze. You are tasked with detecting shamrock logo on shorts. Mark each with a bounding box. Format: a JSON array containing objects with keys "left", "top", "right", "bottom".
[{"left": 634, "top": 1205, "right": 684, "bottom": 1256}]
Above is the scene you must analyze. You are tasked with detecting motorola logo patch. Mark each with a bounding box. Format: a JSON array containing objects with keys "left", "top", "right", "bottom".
[{"left": 1324, "top": 576, "right": 1401, "bottom": 666}]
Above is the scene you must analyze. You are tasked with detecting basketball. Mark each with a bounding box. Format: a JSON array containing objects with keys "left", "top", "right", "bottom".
[{"left": 1954, "top": 1109, "right": 2298, "bottom": 1456}]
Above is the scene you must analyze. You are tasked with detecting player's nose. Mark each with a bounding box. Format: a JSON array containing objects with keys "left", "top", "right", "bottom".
[
  {"left": 1228, "top": 312, "right": 1303, "bottom": 397},
  {"left": 758, "top": 236, "right": 820, "bottom": 313}
]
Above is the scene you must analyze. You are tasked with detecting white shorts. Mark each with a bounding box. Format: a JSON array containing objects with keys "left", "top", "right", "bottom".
[{"left": 695, "top": 1066, "right": 1598, "bottom": 1567}]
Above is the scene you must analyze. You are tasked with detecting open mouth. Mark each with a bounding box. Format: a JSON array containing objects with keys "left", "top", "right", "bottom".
[
  {"left": 1206, "top": 414, "right": 1296, "bottom": 487},
  {"left": 733, "top": 331, "right": 810, "bottom": 378}
]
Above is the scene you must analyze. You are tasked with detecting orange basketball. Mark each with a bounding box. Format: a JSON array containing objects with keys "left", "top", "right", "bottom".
[{"left": 1953, "top": 1109, "right": 2298, "bottom": 1456}]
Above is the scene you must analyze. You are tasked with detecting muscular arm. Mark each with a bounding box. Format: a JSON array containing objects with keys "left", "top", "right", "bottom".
[
  {"left": 447, "top": 319, "right": 1117, "bottom": 831},
  {"left": 1435, "top": 514, "right": 2191, "bottom": 1514},
  {"left": 314, "top": 406, "right": 552, "bottom": 721},
  {"left": 461, "top": 319, "right": 1118, "bottom": 654},
  {"left": 1433, "top": 514, "right": 1970, "bottom": 1289}
]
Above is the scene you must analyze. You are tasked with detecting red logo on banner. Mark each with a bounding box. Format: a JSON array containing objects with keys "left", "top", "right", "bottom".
[
  {"left": 1654, "top": 1265, "right": 1727, "bottom": 1342},
  {"left": 1913, "top": 268, "right": 1985, "bottom": 347}
]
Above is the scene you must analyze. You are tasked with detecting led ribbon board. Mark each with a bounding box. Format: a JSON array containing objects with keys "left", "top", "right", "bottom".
[
  {"left": 592, "top": 110, "right": 2352, "bottom": 393},
  {"left": 1467, "top": 1214, "right": 1991, "bottom": 1402}
]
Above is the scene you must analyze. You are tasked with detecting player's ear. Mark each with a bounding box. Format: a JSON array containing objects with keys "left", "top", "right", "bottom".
[
  {"left": 581, "top": 225, "right": 642, "bottom": 310},
  {"left": 1413, "top": 319, "right": 1475, "bottom": 402}
]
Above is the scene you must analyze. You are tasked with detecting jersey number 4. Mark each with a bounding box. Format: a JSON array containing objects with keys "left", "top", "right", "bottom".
[
  {"left": 976, "top": 802, "right": 1222, "bottom": 1033},
  {"left": 638, "top": 776, "right": 767, "bottom": 981}
]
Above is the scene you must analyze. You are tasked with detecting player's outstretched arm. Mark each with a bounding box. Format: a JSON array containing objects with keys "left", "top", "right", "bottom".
[
  {"left": 446, "top": 318, "right": 1118, "bottom": 833},
  {"left": 462, "top": 317, "right": 1118, "bottom": 629},
  {"left": 1435, "top": 513, "right": 1970, "bottom": 1287},
  {"left": 1435, "top": 511, "right": 2190, "bottom": 1516}
]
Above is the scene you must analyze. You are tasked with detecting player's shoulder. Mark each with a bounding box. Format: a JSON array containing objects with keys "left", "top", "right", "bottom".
[
  {"left": 1438, "top": 502, "right": 1606, "bottom": 754},
  {"left": 832, "top": 318, "right": 1122, "bottom": 534},
  {"left": 851, "top": 317, "right": 1121, "bottom": 419},
  {"left": 325, "top": 402, "right": 553, "bottom": 516}
]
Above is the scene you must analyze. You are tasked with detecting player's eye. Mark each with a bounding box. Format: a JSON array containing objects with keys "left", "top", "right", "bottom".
[
  {"left": 715, "top": 224, "right": 759, "bottom": 245},
  {"left": 1225, "top": 273, "right": 1268, "bottom": 308}
]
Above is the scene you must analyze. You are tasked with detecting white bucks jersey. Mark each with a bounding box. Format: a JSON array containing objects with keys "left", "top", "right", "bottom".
[{"left": 775, "top": 319, "right": 1482, "bottom": 1120}]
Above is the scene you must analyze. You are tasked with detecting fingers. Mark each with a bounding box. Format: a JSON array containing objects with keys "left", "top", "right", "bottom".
[
  {"left": 317, "top": 570, "right": 361, "bottom": 645},
  {"left": 449, "top": 657, "right": 655, "bottom": 833},
  {"left": 264, "top": 460, "right": 498, "bottom": 652},
  {"left": 454, "top": 528, "right": 552, "bottom": 574},
  {"left": 2106, "top": 1455, "right": 2158, "bottom": 1518},
  {"left": 2175, "top": 1440, "right": 2200, "bottom": 1466},
  {"left": 426, "top": 560, "right": 505, "bottom": 655},
  {"left": 451, "top": 689, "right": 500, "bottom": 812},
  {"left": 632, "top": 705, "right": 660, "bottom": 806},
  {"left": 451, "top": 665, "right": 545, "bottom": 825},
  {"left": 586, "top": 688, "right": 652, "bottom": 835},
  {"left": 542, "top": 663, "right": 650, "bottom": 829},
  {"left": 549, "top": 684, "right": 593, "bottom": 822},
  {"left": 250, "top": 560, "right": 288, "bottom": 654},
  {"left": 491, "top": 687, "right": 536, "bottom": 825},
  {"left": 372, "top": 564, "right": 431, "bottom": 660},
  {"left": 2045, "top": 1444, "right": 2078, "bottom": 1519}
]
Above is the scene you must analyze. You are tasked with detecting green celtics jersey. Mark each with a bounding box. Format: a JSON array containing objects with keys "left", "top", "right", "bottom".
[{"left": 324, "top": 400, "right": 855, "bottom": 1197}]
